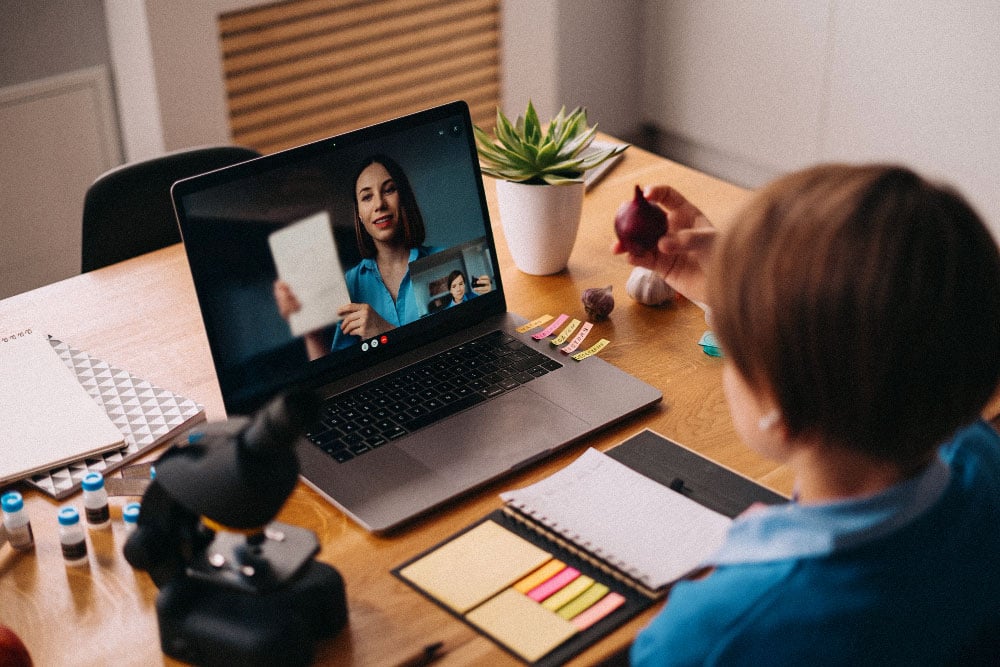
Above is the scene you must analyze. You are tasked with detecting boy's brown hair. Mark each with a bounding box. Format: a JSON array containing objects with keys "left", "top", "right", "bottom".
[{"left": 708, "top": 164, "right": 1000, "bottom": 464}]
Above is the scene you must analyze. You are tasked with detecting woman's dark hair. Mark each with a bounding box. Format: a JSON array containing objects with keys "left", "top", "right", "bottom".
[
  {"left": 708, "top": 163, "right": 1000, "bottom": 464},
  {"left": 351, "top": 154, "right": 426, "bottom": 259}
]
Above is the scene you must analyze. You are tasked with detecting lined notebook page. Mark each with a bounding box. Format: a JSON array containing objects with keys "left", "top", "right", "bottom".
[
  {"left": 500, "top": 448, "right": 731, "bottom": 591},
  {"left": 0, "top": 331, "right": 124, "bottom": 484}
]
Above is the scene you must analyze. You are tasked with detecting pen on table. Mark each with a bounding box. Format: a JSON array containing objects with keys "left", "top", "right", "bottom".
[{"left": 395, "top": 640, "right": 445, "bottom": 667}]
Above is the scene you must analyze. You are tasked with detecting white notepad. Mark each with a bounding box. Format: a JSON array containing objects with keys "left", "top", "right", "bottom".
[
  {"left": 0, "top": 331, "right": 125, "bottom": 485},
  {"left": 500, "top": 447, "right": 732, "bottom": 591},
  {"left": 268, "top": 211, "right": 351, "bottom": 337}
]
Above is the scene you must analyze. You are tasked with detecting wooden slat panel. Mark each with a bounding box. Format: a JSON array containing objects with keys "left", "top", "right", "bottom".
[
  {"left": 222, "top": 0, "right": 498, "bottom": 74},
  {"left": 225, "top": 13, "right": 498, "bottom": 95},
  {"left": 246, "top": 83, "right": 499, "bottom": 154},
  {"left": 230, "top": 50, "right": 498, "bottom": 131},
  {"left": 235, "top": 76, "right": 498, "bottom": 152},
  {"left": 219, "top": 0, "right": 500, "bottom": 154},
  {"left": 221, "top": 0, "right": 488, "bottom": 53},
  {"left": 241, "top": 88, "right": 499, "bottom": 154},
  {"left": 219, "top": 0, "right": 359, "bottom": 34}
]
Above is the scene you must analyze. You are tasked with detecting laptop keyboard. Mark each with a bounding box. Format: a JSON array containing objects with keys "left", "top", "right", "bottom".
[{"left": 305, "top": 331, "right": 563, "bottom": 463}]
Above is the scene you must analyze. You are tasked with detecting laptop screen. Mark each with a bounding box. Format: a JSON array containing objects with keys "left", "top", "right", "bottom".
[{"left": 172, "top": 102, "right": 506, "bottom": 414}]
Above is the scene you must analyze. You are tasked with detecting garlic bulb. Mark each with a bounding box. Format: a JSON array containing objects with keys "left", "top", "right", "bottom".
[
  {"left": 581, "top": 285, "right": 615, "bottom": 320},
  {"left": 625, "top": 266, "right": 676, "bottom": 306}
]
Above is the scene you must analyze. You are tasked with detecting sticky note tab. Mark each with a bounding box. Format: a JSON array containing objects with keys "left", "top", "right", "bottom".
[
  {"left": 527, "top": 566, "right": 580, "bottom": 601},
  {"left": 571, "top": 338, "right": 610, "bottom": 361},
  {"left": 532, "top": 314, "right": 570, "bottom": 340},
  {"left": 513, "top": 559, "right": 566, "bottom": 593},
  {"left": 398, "top": 521, "right": 551, "bottom": 613},
  {"left": 466, "top": 588, "right": 578, "bottom": 662},
  {"left": 541, "top": 574, "right": 595, "bottom": 611},
  {"left": 516, "top": 314, "right": 553, "bottom": 334},
  {"left": 550, "top": 318, "right": 581, "bottom": 346},
  {"left": 569, "top": 591, "right": 626, "bottom": 630},
  {"left": 556, "top": 581, "right": 610, "bottom": 620},
  {"left": 560, "top": 322, "right": 594, "bottom": 354}
]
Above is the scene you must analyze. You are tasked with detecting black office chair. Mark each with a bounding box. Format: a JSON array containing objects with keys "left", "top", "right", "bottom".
[{"left": 81, "top": 145, "right": 261, "bottom": 272}]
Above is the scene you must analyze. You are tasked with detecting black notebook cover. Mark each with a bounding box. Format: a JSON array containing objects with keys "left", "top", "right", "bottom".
[
  {"left": 393, "top": 429, "right": 787, "bottom": 665},
  {"left": 605, "top": 429, "right": 787, "bottom": 518}
]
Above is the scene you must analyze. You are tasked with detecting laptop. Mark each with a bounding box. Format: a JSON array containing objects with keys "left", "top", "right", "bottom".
[{"left": 171, "top": 101, "right": 661, "bottom": 533}]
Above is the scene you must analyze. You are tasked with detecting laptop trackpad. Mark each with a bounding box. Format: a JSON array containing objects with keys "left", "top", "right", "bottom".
[{"left": 399, "top": 389, "right": 588, "bottom": 472}]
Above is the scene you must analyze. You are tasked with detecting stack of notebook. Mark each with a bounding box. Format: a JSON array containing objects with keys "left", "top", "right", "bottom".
[{"left": 1, "top": 334, "right": 205, "bottom": 499}]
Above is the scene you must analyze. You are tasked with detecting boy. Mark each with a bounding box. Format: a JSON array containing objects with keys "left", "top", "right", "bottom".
[{"left": 616, "top": 165, "right": 1000, "bottom": 664}]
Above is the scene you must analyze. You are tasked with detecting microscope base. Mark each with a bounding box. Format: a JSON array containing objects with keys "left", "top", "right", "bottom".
[{"left": 156, "top": 560, "right": 347, "bottom": 666}]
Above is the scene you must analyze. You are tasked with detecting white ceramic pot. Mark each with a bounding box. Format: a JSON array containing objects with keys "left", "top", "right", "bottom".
[{"left": 495, "top": 179, "right": 585, "bottom": 275}]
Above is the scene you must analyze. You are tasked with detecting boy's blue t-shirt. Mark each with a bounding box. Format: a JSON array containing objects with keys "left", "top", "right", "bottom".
[{"left": 631, "top": 420, "right": 1000, "bottom": 666}]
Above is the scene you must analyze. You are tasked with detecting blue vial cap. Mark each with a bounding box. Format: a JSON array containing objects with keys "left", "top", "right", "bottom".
[
  {"left": 81, "top": 472, "right": 105, "bottom": 492},
  {"left": 123, "top": 502, "right": 141, "bottom": 523},
  {"left": 2, "top": 491, "right": 24, "bottom": 513},
  {"left": 58, "top": 506, "right": 80, "bottom": 525}
]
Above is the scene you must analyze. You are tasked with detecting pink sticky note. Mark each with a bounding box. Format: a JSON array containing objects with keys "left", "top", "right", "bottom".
[
  {"left": 526, "top": 566, "right": 580, "bottom": 601},
  {"left": 532, "top": 314, "right": 570, "bottom": 340},
  {"left": 570, "top": 592, "right": 626, "bottom": 630}
]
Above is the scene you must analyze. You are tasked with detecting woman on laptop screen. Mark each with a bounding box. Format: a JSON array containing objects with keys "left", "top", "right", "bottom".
[{"left": 275, "top": 154, "right": 440, "bottom": 359}]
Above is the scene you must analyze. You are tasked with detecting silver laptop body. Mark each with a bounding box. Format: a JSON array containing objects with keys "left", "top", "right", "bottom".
[{"left": 172, "top": 102, "right": 661, "bottom": 532}]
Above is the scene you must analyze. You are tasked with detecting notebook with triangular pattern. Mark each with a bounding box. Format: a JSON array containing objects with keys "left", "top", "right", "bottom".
[{"left": 24, "top": 337, "right": 206, "bottom": 499}]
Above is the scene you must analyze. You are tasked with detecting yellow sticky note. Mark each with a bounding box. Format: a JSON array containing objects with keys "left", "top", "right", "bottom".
[
  {"left": 466, "top": 588, "right": 578, "bottom": 662},
  {"left": 398, "top": 521, "right": 551, "bottom": 613},
  {"left": 515, "top": 314, "right": 553, "bottom": 333},
  {"left": 541, "top": 574, "right": 594, "bottom": 611},
  {"left": 571, "top": 338, "right": 610, "bottom": 361},
  {"left": 550, "top": 318, "right": 581, "bottom": 346},
  {"left": 556, "top": 582, "right": 610, "bottom": 620}
]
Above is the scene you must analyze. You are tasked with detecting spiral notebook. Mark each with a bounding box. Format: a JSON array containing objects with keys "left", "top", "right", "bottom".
[
  {"left": 500, "top": 446, "right": 732, "bottom": 596},
  {"left": 394, "top": 430, "right": 787, "bottom": 664}
]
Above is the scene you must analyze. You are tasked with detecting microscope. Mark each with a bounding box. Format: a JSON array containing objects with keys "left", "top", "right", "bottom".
[{"left": 124, "top": 391, "right": 347, "bottom": 666}]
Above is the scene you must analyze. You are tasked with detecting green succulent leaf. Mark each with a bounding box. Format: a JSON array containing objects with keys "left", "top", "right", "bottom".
[{"left": 475, "top": 100, "right": 628, "bottom": 184}]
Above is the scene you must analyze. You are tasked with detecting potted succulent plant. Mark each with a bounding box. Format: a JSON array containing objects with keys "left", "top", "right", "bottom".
[{"left": 475, "top": 101, "right": 627, "bottom": 275}]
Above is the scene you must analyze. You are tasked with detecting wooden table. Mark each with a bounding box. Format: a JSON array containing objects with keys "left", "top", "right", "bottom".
[{"left": 0, "top": 143, "right": 787, "bottom": 665}]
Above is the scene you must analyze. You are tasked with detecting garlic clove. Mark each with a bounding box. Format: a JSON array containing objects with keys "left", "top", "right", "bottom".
[
  {"left": 625, "top": 266, "right": 676, "bottom": 306},
  {"left": 582, "top": 285, "right": 614, "bottom": 320}
]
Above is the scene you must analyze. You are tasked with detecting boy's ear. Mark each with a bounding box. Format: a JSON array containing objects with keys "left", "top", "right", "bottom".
[{"left": 757, "top": 409, "right": 782, "bottom": 432}]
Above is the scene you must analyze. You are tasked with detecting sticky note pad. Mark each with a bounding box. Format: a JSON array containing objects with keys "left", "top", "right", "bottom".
[
  {"left": 466, "top": 588, "right": 578, "bottom": 662},
  {"left": 398, "top": 521, "right": 551, "bottom": 613}
]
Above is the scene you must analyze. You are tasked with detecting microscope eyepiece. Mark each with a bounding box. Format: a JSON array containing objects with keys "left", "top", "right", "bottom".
[{"left": 241, "top": 390, "right": 319, "bottom": 458}]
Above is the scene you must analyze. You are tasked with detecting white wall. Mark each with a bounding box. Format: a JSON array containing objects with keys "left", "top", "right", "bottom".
[
  {"left": 640, "top": 0, "right": 1000, "bottom": 239},
  {"left": 501, "top": 0, "right": 644, "bottom": 141},
  {"left": 0, "top": 68, "right": 121, "bottom": 298},
  {"left": 104, "top": 0, "right": 275, "bottom": 162}
]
